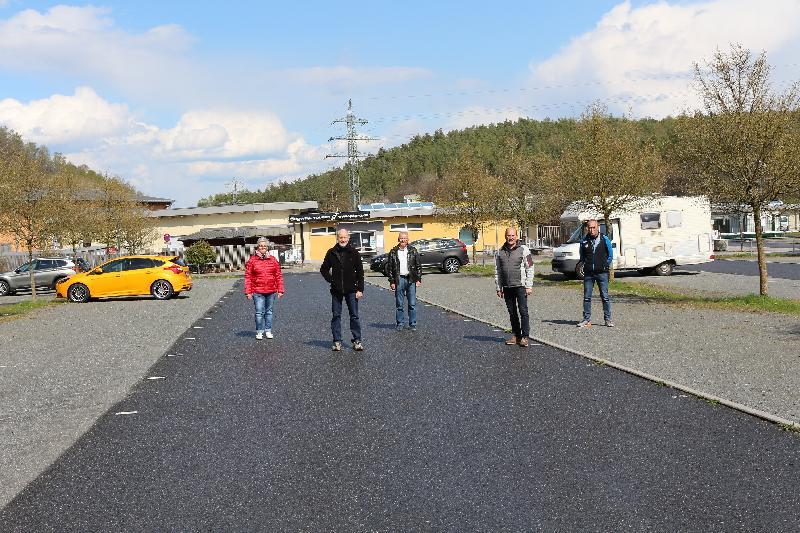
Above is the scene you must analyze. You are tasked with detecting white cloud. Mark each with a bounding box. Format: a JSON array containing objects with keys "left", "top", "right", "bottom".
[
  {"left": 0, "top": 5, "right": 196, "bottom": 101},
  {"left": 0, "top": 86, "right": 135, "bottom": 144},
  {"left": 531, "top": 0, "right": 800, "bottom": 118}
]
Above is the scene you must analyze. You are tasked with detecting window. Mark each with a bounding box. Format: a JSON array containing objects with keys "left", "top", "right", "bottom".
[
  {"left": 35, "top": 260, "right": 54, "bottom": 270},
  {"left": 102, "top": 259, "right": 125, "bottom": 273},
  {"left": 666, "top": 211, "right": 682, "bottom": 228},
  {"left": 311, "top": 226, "right": 336, "bottom": 235},
  {"left": 640, "top": 212, "right": 661, "bottom": 230},
  {"left": 124, "top": 258, "right": 155, "bottom": 271},
  {"left": 390, "top": 222, "right": 423, "bottom": 231}
]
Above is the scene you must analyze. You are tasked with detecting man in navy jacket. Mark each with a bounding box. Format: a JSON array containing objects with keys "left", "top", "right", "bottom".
[{"left": 577, "top": 219, "right": 614, "bottom": 328}]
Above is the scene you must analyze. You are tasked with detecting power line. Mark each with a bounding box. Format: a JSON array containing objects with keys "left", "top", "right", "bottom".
[{"left": 326, "top": 99, "right": 377, "bottom": 211}]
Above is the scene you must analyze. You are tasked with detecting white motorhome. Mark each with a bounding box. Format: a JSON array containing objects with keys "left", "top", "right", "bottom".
[{"left": 551, "top": 196, "right": 715, "bottom": 278}]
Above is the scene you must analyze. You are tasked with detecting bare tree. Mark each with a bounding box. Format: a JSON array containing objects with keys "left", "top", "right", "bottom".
[
  {"left": 672, "top": 44, "right": 800, "bottom": 295},
  {"left": 0, "top": 137, "right": 60, "bottom": 299},
  {"left": 434, "top": 151, "right": 502, "bottom": 261},
  {"left": 555, "top": 104, "right": 665, "bottom": 276},
  {"left": 493, "top": 138, "right": 562, "bottom": 243}
]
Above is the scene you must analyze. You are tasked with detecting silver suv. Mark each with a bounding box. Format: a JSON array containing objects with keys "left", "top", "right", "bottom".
[{"left": 0, "top": 258, "right": 79, "bottom": 296}]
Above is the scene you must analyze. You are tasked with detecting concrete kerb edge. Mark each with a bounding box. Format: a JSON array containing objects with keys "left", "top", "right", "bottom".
[{"left": 365, "top": 278, "right": 800, "bottom": 431}]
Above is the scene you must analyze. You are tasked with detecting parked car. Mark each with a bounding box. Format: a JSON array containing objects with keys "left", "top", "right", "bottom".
[
  {"left": 0, "top": 258, "right": 79, "bottom": 296},
  {"left": 370, "top": 238, "right": 469, "bottom": 274},
  {"left": 55, "top": 255, "right": 192, "bottom": 302}
]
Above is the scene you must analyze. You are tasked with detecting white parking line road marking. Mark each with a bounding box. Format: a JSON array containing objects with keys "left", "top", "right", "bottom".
[
  {"left": 147, "top": 376, "right": 166, "bottom": 380},
  {"left": 184, "top": 337, "right": 196, "bottom": 340},
  {"left": 193, "top": 326, "right": 204, "bottom": 329},
  {"left": 203, "top": 317, "right": 213, "bottom": 320},
  {"left": 114, "top": 411, "right": 138, "bottom": 416}
]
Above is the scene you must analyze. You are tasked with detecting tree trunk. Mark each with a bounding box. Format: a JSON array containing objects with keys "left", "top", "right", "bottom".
[
  {"left": 27, "top": 247, "right": 36, "bottom": 300},
  {"left": 752, "top": 204, "right": 769, "bottom": 296},
  {"left": 603, "top": 214, "right": 615, "bottom": 281}
]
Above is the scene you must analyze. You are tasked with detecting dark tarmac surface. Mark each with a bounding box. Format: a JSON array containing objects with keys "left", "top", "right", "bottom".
[
  {"left": 682, "top": 259, "right": 800, "bottom": 279},
  {"left": 1, "top": 273, "right": 799, "bottom": 531}
]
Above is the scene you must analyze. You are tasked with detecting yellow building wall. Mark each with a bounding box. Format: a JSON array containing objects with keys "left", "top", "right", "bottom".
[{"left": 302, "top": 215, "right": 510, "bottom": 262}]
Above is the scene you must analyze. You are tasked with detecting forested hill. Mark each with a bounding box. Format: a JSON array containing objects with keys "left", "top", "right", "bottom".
[{"left": 196, "top": 116, "right": 674, "bottom": 210}]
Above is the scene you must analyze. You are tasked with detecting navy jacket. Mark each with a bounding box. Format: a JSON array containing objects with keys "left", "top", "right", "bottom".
[{"left": 579, "top": 234, "right": 614, "bottom": 274}]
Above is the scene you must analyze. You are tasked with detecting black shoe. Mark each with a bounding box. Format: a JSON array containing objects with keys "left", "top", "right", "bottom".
[
  {"left": 409, "top": 325, "right": 417, "bottom": 331},
  {"left": 396, "top": 324, "right": 404, "bottom": 331}
]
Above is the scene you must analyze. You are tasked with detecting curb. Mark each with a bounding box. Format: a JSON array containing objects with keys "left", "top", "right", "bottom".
[{"left": 366, "top": 278, "right": 800, "bottom": 431}]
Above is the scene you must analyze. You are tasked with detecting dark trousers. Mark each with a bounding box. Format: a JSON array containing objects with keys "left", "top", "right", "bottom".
[
  {"left": 331, "top": 291, "right": 361, "bottom": 342},
  {"left": 503, "top": 286, "right": 530, "bottom": 338}
]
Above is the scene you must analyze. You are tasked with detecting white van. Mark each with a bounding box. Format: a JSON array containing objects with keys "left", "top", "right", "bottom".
[{"left": 551, "top": 196, "right": 715, "bottom": 278}]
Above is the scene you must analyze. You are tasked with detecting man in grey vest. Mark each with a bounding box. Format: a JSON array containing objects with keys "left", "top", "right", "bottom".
[{"left": 494, "top": 227, "right": 535, "bottom": 347}]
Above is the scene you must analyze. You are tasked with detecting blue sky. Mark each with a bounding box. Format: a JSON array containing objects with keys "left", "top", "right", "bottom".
[{"left": 2, "top": 1, "right": 800, "bottom": 206}]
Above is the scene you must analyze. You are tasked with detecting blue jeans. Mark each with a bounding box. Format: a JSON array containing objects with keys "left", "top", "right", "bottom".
[
  {"left": 253, "top": 292, "right": 277, "bottom": 332},
  {"left": 395, "top": 276, "right": 417, "bottom": 326},
  {"left": 503, "top": 286, "right": 529, "bottom": 338},
  {"left": 583, "top": 271, "right": 611, "bottom": 322},
  {"left": 331, "top": 291, "right": 361, "bottom": 342}
]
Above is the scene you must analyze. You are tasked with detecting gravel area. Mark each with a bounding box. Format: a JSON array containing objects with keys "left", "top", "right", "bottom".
[
  {"left": 0, "top": 277, "right": 236, "bottom": 508},
  {"left": 367, "top": 271, "right": 800, "bottom": 425}
]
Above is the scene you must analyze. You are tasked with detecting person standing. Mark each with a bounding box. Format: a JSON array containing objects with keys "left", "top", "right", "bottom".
[
  {"left": 386, "top": 231, "right": 422, "bottom": 330},
  {"left": 244, "top": 237, "right": 284, "bottom": 339},
  {"left": 320, "top": 228, "right": 365, "bottom": 351},
  {"left": 494, "top": 228, "right": 535, "bottom": 347},
  {"left": 577, "top": 219, "right": 614, "bottom": 328}
]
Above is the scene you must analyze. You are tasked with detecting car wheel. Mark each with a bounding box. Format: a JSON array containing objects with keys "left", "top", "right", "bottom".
[
  {"left": 67, "top": 283, "right": 90, "bottom": 303},
  {"left": 442, "top": 257, "right": 461, "bottom": 273},
  {"left": 151, "top": 279, "right": 174, "bottom": 300},
  {"left": 575, "top": 262, "right": 585, "bottom": 280},
  {"left": 0, "top": 280, "right": 11, "bottom": 296},
  {"left": 654, "top": 261, "right": 674, "bottom": 276}
]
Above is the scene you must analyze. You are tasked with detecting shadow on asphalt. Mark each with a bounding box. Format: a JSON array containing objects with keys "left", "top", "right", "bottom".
[
  {"left": 304, "top": 339, "right": 332, "bottom": 349},
  {"left": 541, "top": 319, "right": 578, "bottom": 326}
]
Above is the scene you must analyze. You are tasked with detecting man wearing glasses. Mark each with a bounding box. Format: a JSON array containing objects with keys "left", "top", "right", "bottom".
[{"left": 577, "top": 219, "right": 614, "bottom": 328}]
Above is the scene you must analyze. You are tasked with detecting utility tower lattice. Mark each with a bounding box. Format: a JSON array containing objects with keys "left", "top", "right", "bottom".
[
  {"left": 225, "top": 177, "right": 245, "bottom": 205},
  {"left": 326, "top": 99, "right": 377, "bottom": 211}
]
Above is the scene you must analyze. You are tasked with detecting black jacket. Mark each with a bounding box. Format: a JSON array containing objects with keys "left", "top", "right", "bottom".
[
  {"left": 579, "top": 234, "right": 614, "bottom": 274},
  {"left": 385, "top": 245, "right": 423, "bottom": 285},
  {"left": 320, "top": 244, "right": 365, "bottom": 295}
]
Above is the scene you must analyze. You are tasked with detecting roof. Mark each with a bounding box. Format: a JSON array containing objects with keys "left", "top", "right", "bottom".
[
  {"left": 181, "top": 225, "right": 293, "bottom": 241},
  {"left": 359, "top": 202, "right": 435, "bottom": 218},
  {"left": 150, "top": 201, "right": 318, "bottom": 218},
  {"left": 135, "top": 194, "right": 174, "bottom": 204}
]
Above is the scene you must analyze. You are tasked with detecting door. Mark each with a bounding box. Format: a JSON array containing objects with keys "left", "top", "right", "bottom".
[
  {"left": 88, "top": 259, "right": 126, "bottom": 296},
  {"left": 121, "top": 257, "right": 158, "bottom": 295}
]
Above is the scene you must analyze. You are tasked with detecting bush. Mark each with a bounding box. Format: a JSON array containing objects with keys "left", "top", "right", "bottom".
[{"left": 184, "top": 240, "right": 216, "bottom": 267}]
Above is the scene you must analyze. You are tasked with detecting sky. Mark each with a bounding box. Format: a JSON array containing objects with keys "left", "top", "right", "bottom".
[{"left": 2, "top": 0, "right": 800, "bottom": 207}]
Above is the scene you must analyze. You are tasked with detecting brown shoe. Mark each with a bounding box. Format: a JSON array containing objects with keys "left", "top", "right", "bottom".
[
  {"left": 518, "top": 337, "right": 529, "bottom": 347},
  {"left": 505, "top": 335, "right": 518, "bottom": 345}
]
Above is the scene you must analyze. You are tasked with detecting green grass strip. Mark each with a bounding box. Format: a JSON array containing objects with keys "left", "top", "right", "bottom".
[
  {"left": 0, "top": 299, "right": 64, "bottom": 321},
  {"left": 442, "top": 264, "right": 800, "bottom": 316}
]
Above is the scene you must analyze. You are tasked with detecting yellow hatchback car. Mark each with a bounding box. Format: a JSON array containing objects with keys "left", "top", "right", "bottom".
[{"left": 56, "top": 255, "right": 192, "bottom": 302}]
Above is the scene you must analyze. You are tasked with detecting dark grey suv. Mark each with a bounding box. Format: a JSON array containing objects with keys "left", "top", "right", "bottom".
[
  {"left": 0, "top": 258, "right": 79, "bottom": 296},
  {"left": 370, "top": 238, "right": 470, "bottom": 274}
]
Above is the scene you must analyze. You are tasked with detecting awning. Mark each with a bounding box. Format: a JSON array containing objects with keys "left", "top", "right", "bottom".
[{"left": 181, "top": 225, "right": 293, "bottom": 241}]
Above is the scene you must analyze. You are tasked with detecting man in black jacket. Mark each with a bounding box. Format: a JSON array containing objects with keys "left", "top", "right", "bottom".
[
  {"left": 320, "top": 228, "right": 365, "bottom": 351},
  {"left": 385, "top": 232, "right": 422, "bottom": 330}
]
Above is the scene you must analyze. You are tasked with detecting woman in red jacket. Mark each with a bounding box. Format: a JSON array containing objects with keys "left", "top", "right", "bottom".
[{"left": 244, "top": 237, "right": 284, "bottom": 339}]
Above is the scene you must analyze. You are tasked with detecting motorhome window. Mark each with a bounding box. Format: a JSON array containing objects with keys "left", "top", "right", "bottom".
[
  {"left": 640, "top": 213, "right": 661, "bottom": 230},
  {"left": 666, "top": 211, "right": 682, "bottom": 228}
]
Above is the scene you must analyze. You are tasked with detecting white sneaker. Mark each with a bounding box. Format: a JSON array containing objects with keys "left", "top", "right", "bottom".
[
  {"left": 265, "top": 331, "right": 274, "bottom": 339},
  {"left": 255, "top": 331, "right": 264, "bottom": 340}
]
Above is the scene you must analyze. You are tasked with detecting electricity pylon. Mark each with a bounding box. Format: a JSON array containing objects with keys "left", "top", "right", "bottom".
[{"left": 326, "top": 99, "right": 377, "bottom": 211}]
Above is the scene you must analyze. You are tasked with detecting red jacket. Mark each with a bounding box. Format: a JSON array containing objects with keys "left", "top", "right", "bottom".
[{"left": 244, "top": 253, "right": 284, "bottom": 294}]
